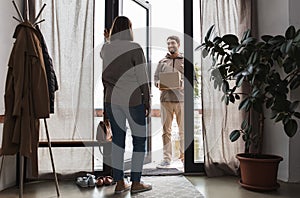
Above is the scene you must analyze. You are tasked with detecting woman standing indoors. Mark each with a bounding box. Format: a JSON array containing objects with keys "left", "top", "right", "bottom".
[{"left": 100, "top": 16, "right": 152, "bottom": 194}]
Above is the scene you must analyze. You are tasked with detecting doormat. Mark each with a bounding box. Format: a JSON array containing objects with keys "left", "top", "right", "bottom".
[
  {"left": 131, "top": 176, "right": 204, "bottom": 198},
  {"left": 141, "top": 168, "right": 183, "bottom": 176}
]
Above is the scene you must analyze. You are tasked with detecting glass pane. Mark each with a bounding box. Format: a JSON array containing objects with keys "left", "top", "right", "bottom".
[
  {"left": 94, "top": 146, "right": 104, "bottom": 171},
  {"left": 38, "top": 147, "right": 93, "bottom": 174},
  {"left": 193, "top": 0, "right": 204, "bottom": 163},
  {"left": 36, "top": 0, "right": 95, "bottom": 176},
  {"left": 121, "top": 0, "right": 148, "bottom": 163},
  {"left": 123, "top": 0, "right": 148, "bottom": 58},
  {"left": 93, "top": 0, "right": 105, "bottom": 170},
  {"left": 38, "top": 0, "right": 94, "bottom": 142},
  {"left": 94, "top": 0, "right": 105, "bottom": 112}
]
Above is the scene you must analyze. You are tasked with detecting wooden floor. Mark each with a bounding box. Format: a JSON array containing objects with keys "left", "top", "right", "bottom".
[{"left": 0, "top": 176, "right": 299, "bottom": 198}]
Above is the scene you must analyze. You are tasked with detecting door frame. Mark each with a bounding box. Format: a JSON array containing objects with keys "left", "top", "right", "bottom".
[
  {"left": 104, "top": 0, "right": 205, "bottom": 174},
  {"left": 184, "top": 0, "right": 204, "bottom": 174}
]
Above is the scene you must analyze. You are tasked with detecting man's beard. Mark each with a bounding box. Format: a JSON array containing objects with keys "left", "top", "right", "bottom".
[{"left": 169, "top": 49, "right": 176, "bottom": 54}]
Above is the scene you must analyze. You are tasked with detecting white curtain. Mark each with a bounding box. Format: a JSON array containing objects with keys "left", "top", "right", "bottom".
[
  {"left": 200, "top": 0, "right": 252, "bottom": 177},
  {"left": 35, "top": 0, "right": 94, "bottom": 175}
]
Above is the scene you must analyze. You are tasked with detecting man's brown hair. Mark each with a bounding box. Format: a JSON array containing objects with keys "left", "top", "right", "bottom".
[{"left": 167, "top": 35, "right": 180, "bottom": 45}]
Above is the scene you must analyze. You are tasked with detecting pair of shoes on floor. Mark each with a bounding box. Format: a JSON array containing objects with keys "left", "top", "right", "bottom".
[
  {"left": 76, "top": 173, "right": 96, "bottom": 188},
  {"left": 96, "top": 176, "right": 115, "bottom": 187},
  {"left": 156, "top": 160, "right": 171, "bottom": 169},
  {"left": 114, "top": 179, "right": 152, "bottom": 194}
]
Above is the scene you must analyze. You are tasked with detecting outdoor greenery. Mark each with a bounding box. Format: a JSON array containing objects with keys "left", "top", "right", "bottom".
[
  {"left": 199, "top": 25, "right": 300, "bottom": 153},
  {"left": 194, "top": 63, "right": 201, "bottom": 98}
]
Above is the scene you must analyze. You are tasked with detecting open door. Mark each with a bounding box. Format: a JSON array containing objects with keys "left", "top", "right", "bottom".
[
  {"left": 120, "top": 0, "right": 152, "bottom": 170},
  {"left": 104, "top": 0, "right": 152, "bottom": 171}
]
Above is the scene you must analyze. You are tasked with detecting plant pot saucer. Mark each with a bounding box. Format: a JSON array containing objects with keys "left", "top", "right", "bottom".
[{"left": 239, "top": 180, "right": 280, "bottom": 192}]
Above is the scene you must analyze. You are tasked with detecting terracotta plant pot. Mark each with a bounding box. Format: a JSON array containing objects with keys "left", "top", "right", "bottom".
[{"left": 236, "top": 153, "right": 283, "bottom": 191}]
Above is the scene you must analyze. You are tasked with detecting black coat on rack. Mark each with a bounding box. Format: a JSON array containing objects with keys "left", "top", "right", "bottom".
[{"left": 36, "top": 26, "right": 59, "bottom": 113}]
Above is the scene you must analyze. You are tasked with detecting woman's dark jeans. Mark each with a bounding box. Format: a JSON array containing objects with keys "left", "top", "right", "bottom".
[{"left": 104, "top": 102, "right": 146, "bottom": 182}]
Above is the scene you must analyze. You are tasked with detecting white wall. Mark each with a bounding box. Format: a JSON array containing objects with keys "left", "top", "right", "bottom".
[
  {"left": 289, "top": 124, "right": 300, "bottom": 182},
  {"left": 257, "top": 0, "right": 289, "bottom": 36},
  {"left": 258, "top": 0, "right": 300, "bottom": 183},
  {"left": 0, "top": 0, "right": 22, "bottom": 114},
  {"left": 0, "top": 0, "right": 22, "bottom": 191},
  {"left": 289, "top": 0, "right": 300, "bottom": 29}
]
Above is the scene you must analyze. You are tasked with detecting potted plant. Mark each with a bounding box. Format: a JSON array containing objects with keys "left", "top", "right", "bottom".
[{"left": 199, "top": 25, "right": 300, "bottom": 191}]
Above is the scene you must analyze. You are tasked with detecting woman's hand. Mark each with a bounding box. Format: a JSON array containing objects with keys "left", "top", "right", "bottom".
[
  {"left": 104, "top": 28, "right": 110, "bottom": 41},
  {"left": 144, "top": 103, "right": 150, "bottom": 117}
]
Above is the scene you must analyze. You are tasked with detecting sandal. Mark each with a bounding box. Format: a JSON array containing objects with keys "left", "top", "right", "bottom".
[
  {"left": 76, "top": 174, "right": 96, "bottom": 188},
  {"left": 103, "top": 176, "right": 114, "bottom": 186},
  {"left": 76, "top": 177, "right": 88, "bottom": 188},
  {"left": 96, "top": 176, "right": 104, "bottom": 187}
]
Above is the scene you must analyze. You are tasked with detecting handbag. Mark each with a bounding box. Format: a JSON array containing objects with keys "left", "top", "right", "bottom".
[{"left": 96, "top": 118, "right": 113, "bottom": 144}]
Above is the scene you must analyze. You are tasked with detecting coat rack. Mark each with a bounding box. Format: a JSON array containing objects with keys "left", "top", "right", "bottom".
[{"left": 11, "top": 1, "right": 60, "bottom": 197}]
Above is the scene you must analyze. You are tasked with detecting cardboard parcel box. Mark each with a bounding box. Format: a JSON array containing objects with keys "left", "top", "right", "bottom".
[{"left": 159, "top": 71, "right": 182, "bottom": 90}]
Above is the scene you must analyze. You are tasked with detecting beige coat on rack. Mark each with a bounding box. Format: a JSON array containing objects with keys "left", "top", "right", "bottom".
[{"left": 0, "top": 21, "right": 50, "bottom": 177}]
